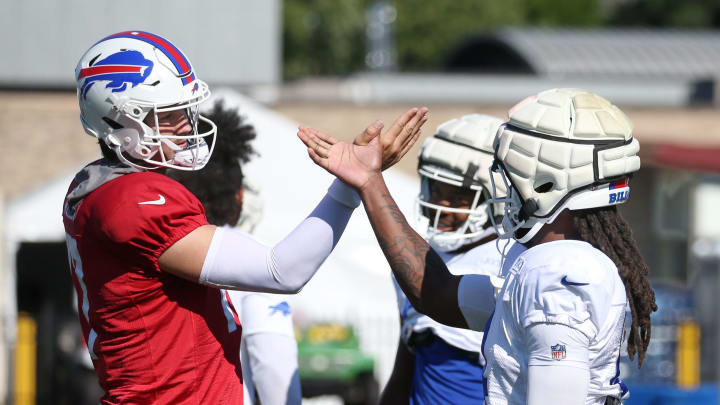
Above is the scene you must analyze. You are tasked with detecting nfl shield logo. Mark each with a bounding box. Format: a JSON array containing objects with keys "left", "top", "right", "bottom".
[{"left": 551, "top": 344, "right": 566, "bottom": 360}]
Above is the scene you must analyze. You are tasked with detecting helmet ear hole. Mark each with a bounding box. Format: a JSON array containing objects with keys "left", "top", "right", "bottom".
[
  {"left": 102, "top": 117, "right": 123, "bottom": 130},
  {"left": 534, "top": 181, "right": 554, "bottom": 193}
]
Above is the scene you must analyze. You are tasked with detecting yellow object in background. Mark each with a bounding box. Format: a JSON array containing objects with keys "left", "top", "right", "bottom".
[
  {"left": 676, "top": 319, "right": 700, "bottom": 389},
  {"left": 15, "top": 313, "right": 36, "bottom": 405}
]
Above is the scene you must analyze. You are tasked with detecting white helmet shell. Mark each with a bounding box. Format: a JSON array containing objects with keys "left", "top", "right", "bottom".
[
  {"left": 490, "top": 88, "right": 640, "bottom": 243},
  {"left": 415, "top": 114, "right": 506, "bottom": 252},
  {"left": 76, "top": 31, "right": 216, "bottom": 171}
]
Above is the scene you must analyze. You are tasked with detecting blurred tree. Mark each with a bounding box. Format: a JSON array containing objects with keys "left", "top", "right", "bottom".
[
  {"left": 608, "top": 0, "right": 720, "bottom": 27},
  {"left": 283, "top": 0, "right": 367, "bottom": 80},
  {"left": 394, "top": 0, "right": 602, "bottom": 70},
  {"left": 393, "top": 0, "right": 522, "bottom": 71},
  {"left": 282, "top": 0, "right": 605, "bottom": 78},
  {"left": 522, "top": 0, "right": 604, "bottom": 26}
]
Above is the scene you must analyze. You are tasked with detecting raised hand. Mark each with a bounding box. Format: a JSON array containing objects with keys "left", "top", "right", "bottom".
[
  {"left": 353, "top": 107, "right": 429, "bottom": 170},
  {"left": 298, "top": 126, "right": 381, "bottom": 191}
]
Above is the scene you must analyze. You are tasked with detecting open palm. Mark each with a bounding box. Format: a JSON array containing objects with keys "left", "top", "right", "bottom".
[
  {"left": 297, "top": 106, "right": 428, "bottom": 190},
  {"left": 298, "top": 126, "right": 381, "bottom": 190}
]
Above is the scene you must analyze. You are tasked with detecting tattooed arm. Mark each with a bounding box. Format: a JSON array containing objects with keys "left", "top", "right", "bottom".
[
  {"left": 359, "top": 175, "right": 468, "bottom": 328},
  {"left": 295, "top": 109, "right": 469, "bottom": 328}
]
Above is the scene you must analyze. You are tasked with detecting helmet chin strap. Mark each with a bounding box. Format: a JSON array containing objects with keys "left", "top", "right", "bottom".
[
  {"left": 169, "top": 139, "right": 210, "bottom": 168},
  {"left": 519, "top": 198, "right": 538, "bottom": 222},
  {"left": 513, "top": 221, "right": 544, "bottom": 244},
  {"left": 427, "top": 222, "right": 495, "bottom": 252},
  {"left": 160, "top": 138, "right": 184, "bottom": 151}
]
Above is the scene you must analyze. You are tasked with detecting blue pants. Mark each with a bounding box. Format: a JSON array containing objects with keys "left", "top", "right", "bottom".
[{"left": 410, "top": 336, "right": 485, "bottom": 404}]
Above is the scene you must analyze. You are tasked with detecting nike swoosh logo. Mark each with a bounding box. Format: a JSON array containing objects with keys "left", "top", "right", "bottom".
[
  {"left": 561, "top": 276, "right": 589, "bottom": 286},
  {"left": 138, "top": 194, "right": 166, "bottom": 205}
]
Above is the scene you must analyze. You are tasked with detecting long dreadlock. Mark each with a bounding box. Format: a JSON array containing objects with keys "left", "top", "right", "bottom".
[{"left": 572, "top": 206, "right": 657, "bottom": 367}]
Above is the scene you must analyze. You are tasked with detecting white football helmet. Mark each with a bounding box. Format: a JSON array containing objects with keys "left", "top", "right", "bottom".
[
  {"left": 489, "top": 88, "right": 640, "bottom": 243},
  {"left": 75, "top": 31, "right": 216, "bottom": 171},
  {"left": 415, "top": 114, "right": 506, "bottom": 252}
]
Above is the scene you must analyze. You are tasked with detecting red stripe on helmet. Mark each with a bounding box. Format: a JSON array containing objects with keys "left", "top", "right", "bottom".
[
  {"left": 111, "top": 31, "right": 191, "bottom": 75},
  {"left": 78, "top": 65, "right": 142, "bottom": 79},
  {"left": 182, "top": 73, "right": 196, "bottom": 85}
]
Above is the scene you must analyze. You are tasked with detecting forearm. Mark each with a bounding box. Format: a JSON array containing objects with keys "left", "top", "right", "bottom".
[
  {"left": 359, "top": 174, "right": 466, "bottom": 327},
  {"left": 199, "top": 180, "right": 356, "bottom": 293},
  {"left": 269, "top": 191, "right": 354, "bottom": 291}
]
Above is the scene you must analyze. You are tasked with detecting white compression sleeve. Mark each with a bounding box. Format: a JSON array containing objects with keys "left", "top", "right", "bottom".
[
  {"left": 199, "top": 179, "right": 358, "bottom": 293},
  {"left": 527, "top": 323, "right": 590, "bottom": 405}
]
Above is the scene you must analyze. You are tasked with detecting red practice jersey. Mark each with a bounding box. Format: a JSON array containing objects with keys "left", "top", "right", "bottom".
[{"left": 63, "top": 170, "right": 243, "bottom": 404}]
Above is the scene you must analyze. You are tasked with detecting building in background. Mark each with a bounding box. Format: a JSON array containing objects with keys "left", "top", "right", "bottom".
[{"left": 0, "top": 1, "right": 281, "bottom": 89}]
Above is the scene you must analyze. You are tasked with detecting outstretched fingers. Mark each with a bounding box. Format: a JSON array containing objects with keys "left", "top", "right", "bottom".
[
  {"left": 379, "top": 107, "right": 429, "bottom": 170},
  {"left": 397, "top": 109, "right": 427, "bottom": 150},
  {"left": 384, "top": 107, "right": 418, "bottom": 142},
  {"left": 354, "top": 120, "right": 384, "bottom": 146},
  {"left": 308, "top": 127, "right": 340, "bottom": 146},
  {"left": 395, "top": 131, "right": 421, "bottom": 165},
  {"left": 306, "top": 147, "right": 330, "bottom": 171},
  {"left": 396, "top": 107, "right": 428, "bottom": 148},
  {"left": 298, "top": 126, "right": 336, "bottom": 159}
]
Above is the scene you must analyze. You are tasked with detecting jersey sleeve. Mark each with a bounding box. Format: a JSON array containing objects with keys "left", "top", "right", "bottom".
[
  {"left": 239, "top": 293, "right": 295, "bottom": 338},
  {"left": 515, "top": 252, "right": 617, "bottom": 340},
  {"left": 457, "top": 274, "right": 497, "bottom": 332},
  {"left": 98, "top": 173, "right": 208, "bottom": 271},
  {"left": 527, "top": 323, "right": 590, "bottom": 368}
]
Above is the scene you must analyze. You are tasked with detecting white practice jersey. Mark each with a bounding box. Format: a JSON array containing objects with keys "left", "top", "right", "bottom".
[
  {"left": 466, "top": 240, "right": 628, "bottom": 405},
  {"left": 228, "top": 291, "right": 299, "bottom": 405},
  {"left": 393, "top": 239, "right": 510, "bottom": 357},
  {"left": 229, "top": 291, "right": 296, "bottom": 338}
]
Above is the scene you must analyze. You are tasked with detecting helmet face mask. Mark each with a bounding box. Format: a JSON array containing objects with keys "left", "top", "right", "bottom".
[
  {"left": 76, "top": 31, "right": 217, "bottom": 171},
  {"left": 488, "top": 160, "right": 528, "bottom": 241},
  {"left": 413, "top": 114, "right": 506, "bottom": 252},
  {"left": 416, "top": 166, "right": 493, "bottom": 252}
]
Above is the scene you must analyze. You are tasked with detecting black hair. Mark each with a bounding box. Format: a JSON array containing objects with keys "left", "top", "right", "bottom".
[
  {"left": 572, "top": 206, "right": 657, "bottom": 367},
  {"left": 167, "top": 100, "right": 257, "bottom": 226}
]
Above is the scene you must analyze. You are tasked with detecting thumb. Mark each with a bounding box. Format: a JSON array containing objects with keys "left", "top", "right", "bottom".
[{"left": 354, "top": 120, "right": 384, "bottom": 146}]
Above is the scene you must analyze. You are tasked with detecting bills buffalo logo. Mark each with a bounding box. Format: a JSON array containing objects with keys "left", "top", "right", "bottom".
[
  {"left": 551, "top": 344, "right": 566, "bottom": 360},
  {"left": 78, "top": 50, "right": 154, "bottom": 99}
]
